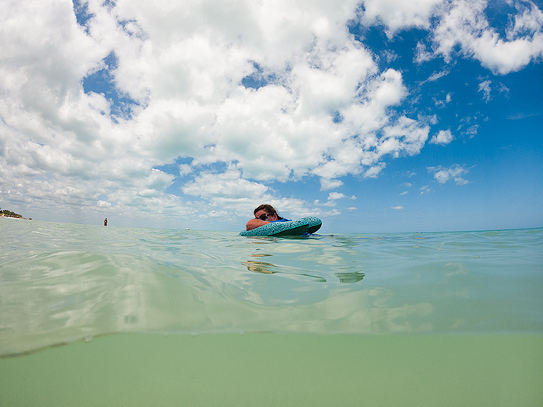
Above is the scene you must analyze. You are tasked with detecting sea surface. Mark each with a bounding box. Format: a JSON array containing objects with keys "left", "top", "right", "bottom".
[{"left": 1, "top": 218, "right": 542, "bottom": 406}]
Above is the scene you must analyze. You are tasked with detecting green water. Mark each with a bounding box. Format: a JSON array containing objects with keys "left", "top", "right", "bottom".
[
  {"left": 1, "top": 220, "right": 542, "bottom": 405},
  {"left": 1, "top": 333, "right": 542, "bottom": 406}
]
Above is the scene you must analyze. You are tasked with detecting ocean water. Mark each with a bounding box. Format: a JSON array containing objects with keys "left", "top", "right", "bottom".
[{"left": 1, "top": 218, "right": 542, "bottom": 406}]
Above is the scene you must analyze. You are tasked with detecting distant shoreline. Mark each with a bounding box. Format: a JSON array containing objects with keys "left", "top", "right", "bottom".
[{"left": 0, "top": 214, "right": 30, "bottom": 220}]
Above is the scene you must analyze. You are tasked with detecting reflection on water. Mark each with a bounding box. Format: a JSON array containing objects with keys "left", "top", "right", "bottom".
[
  {"left": 242, "top": 259, "right": 327, "bottom": 281},
  {"left": 242, "top": 255, "right": 365, "bottom": 284},
  {"left": 335, "top": 271, "right": 365, "bottom": 283},
  {"left": 242, "top": 260, "right": 275, "bottom": 274}
]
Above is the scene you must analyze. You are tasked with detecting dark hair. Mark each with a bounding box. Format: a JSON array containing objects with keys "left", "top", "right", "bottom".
[{"left": 254, "top": 204, "right": 283, "bottom": 220}]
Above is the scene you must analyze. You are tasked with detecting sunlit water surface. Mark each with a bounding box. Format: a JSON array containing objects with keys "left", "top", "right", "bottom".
[{"left": 1, "top": 219, "right": 542, "bottom": 406}]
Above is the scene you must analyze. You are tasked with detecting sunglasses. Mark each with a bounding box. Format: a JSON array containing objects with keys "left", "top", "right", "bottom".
[{"left": 258, "top": 214, "right": 269, "bottom": 221}]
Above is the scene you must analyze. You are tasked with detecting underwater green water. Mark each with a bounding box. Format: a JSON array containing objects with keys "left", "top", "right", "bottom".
[{"left": 1, "top": 333, "right": 542, "bottom": 406}]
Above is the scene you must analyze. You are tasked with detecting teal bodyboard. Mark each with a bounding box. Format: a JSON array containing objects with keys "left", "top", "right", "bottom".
[{"left": 240, "top": 217, "right": 322, "bottom": 237}]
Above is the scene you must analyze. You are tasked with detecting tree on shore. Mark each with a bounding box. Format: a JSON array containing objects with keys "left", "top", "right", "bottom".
[{"left": 0, "top": 208, "right": 23, "bottom": 218}]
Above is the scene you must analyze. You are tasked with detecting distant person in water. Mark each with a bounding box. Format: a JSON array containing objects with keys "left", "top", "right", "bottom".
[
  {"left": 104, "top": 218, "right": 108, "bottom": 226},
  {"left": 246, "top": 204, "right": 290, "bottom": 231}
]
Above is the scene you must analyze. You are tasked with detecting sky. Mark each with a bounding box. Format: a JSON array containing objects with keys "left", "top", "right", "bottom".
[{"left": 0, "top": 0, "right": 542, "bottom": 233}]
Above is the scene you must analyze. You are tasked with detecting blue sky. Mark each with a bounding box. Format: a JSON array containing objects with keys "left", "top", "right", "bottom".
[{"left": 0, "top": 0, "right": 542, "bottom": 233}]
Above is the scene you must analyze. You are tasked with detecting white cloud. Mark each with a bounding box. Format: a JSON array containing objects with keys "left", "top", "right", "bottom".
[
  {"left": 465, "top": 125, "right": 479, "bottom": 138},
  {"left": 428, "top": 70, "right": 450, "bottom": 82},
  {"left": 414, "top": 41, "right": 434, "bottom": 63},
  {"left": 328, "top": 192, "right": 347, "bottom": 201},
  {"left": 420, "top": 185, "right": 431, "bottom": 195},
  {"left": 320, "top": 179, "right": 344, "bottom": 191},
  {"left": 0, "top": 0, "right": 537, "bottom": 227},
  {"left": 182, "top": 168, "right": 268, "bottom": 199},
  {"left": 433, "top": 92, "right": 452, "bottom": 108},
  {"left": 321, "top": 191, "right": 348, "bottom": 207},
  {"left": 430, "top": 129, "right": 454, "bottom": 145},
  {"left": 179, "top": 164, "right": 193, "bottom": 177},
  {"left": 507, "top": 112, "right": 540, "bottom": 120},
  {"left": 361, "top": 0, "right": 442, "bottom": 35},
  {"left": 478, "top": 80, "right": 492, "bottom": 102},
  {"left": 391, "top": 205, "right": 404, "bottom": 210},
  {"left": 431, "top": 0, "right": 543, "bottom": 74},
  {"left": 364, "top": 163, "right": 387, "bottom": 178},
  {"left": 428, "top": 164, "right": 470, "bottom": 185},
  {"left": 375, "top": 0, "right": 543, "bottom": 75},
  {"left": 510, "top": 2, "right": 543, "bottom": 39},
  {"left": 325, "top": 209, "right": 341, "bottom": 216},
  {"left": 380, "top": 116, "right": 430, "bottom": 157}
]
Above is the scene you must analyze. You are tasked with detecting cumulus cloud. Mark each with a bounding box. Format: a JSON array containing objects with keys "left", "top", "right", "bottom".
[
  {"left": 430, "top": 129, "right": 454, "bottom": 145},
  {"left": 430, "top": 0, "right": 543, "bottom": 74},
  {"left": 0, "top": 0, "right": 539, "bottom": 227},
  {"left": 328, "top": 192, "right": 347, "bottom": 201},
  {"left": 182, "top": 168, "right": 268, "bottom": 200},
  {"left": 392, "top": 0, "right": 543, "bottom": 74},
  {"left": 361, "top": 0, "right": 443, "bottom": 35},
  {"left": 414, "top": 41, "right": 434, "bottom": 63},
  {"left": 428, "top": 164, "right": 470, "bottom": 185},
  {"left": 320, "top": 191, "right": 352, "bottom": 207}
]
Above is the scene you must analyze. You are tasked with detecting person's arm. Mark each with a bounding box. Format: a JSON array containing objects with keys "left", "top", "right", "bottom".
[{"left": 246, "top": 218, "right": 270, "bottom": 231}]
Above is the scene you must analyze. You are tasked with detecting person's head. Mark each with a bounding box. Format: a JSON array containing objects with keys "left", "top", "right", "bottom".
[{"left": 254, "top": 204, "right": 282, "bottom": 221}]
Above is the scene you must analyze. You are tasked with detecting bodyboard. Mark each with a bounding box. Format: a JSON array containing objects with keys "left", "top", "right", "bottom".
[{"left": 240, "top": 217, "right": 322, "bottom": 237}]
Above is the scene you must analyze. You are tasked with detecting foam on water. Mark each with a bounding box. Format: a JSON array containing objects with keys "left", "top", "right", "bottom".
[{"left": 1, "top": 218, "right": 542, "bottom": 356}]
